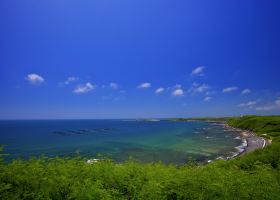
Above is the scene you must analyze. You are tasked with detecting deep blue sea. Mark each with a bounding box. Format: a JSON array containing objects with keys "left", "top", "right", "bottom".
[{"left": 0, "top": 120, "right": 242, "bottom": 164}]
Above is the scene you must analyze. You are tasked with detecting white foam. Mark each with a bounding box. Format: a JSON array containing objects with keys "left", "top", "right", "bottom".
[
  {"left": 216, "top": 156, "right": 225, "bottom": 160},
  {"left": 87, "top": 159, "right": 100, "bottom": 164},
  {"left": 234, "top": 139, "right": 247, "bottom": 153},
  {"left": 262, "top": 138, "right": 266, "bottom": 148}
]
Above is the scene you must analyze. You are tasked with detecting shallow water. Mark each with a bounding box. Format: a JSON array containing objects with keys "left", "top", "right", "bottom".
[{"left": 0, "top": 120, "right": 242, "bottom": 164}]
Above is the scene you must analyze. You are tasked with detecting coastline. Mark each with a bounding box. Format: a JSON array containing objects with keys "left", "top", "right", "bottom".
[
  {"left": 181, "top": 119, "right": 269, "bottom": 163},
  {"left": 86, "top": 120, "right": 269, "bottom": 164},
  {"left": 217, "top": 121, "right": 268, "bottom": 159}
]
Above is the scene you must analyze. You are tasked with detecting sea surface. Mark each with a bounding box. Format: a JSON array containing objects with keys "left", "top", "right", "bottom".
[{"left": 0, "top": 120, "right": 243, "bottom": 164}]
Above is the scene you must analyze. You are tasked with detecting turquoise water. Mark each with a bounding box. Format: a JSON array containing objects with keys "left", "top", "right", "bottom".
[{"left": 0, "top": 120, "right": 242, "bottom": 164}]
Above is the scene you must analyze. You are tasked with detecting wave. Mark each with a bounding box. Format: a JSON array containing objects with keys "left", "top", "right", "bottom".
[{"left": 234, "top": 139, "right": 247, "bottom": 153}]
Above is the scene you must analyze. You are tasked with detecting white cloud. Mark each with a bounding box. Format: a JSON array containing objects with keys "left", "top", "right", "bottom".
[
  {"left": 191, "top": 66, "right": 205, "bottom": 76},
  {"left": 204, "top": 96, "right": 212, "bottom": 102},
  {"left": 238, "top": 101, "right": 257, "bottom": 107},
  {"left": 172, "top": 89, "right": 184, "bottom": 96},
  {"left": 222, "top": 86, "right": 238, "bottom": 93},
  {"left": 241, "top": 89, "right": 251, "bottom": 95},
  {"left": 138, "top": 82, "right": 151, "bottom": 89},
  {"left": 189, "top": 83, "right": 210, "bottom": 94},
  {"left": 195, "top": 84, "right": 209, "bottom": 93},
  {"left": 73, "top": 82, "right": 95, "bottom": 94},
  {"left": 109, "top": 82, "right": 119, "bottom": 90},
  {"left": 25, "top": 73, "right": 45, "bottom": 85},
  {"left": 155, "top": 87, "right": 164, "bottom": 94}
]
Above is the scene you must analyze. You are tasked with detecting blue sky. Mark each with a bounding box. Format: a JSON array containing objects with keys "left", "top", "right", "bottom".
[{"left": 1, "top": 0, "right": 280, "bottom": 119}]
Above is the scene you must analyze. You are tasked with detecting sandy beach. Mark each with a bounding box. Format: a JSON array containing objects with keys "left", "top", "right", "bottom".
[
  {"left": 184, "top": 120, "right": 268, "bottom": 162},
  {"left": 221, "top": 123, "right": 267, "bottom": 156}
]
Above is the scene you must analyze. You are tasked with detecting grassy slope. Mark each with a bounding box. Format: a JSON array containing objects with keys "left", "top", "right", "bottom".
[
  {"left": 227, "top": 115, "right": 280, "bottom": 141},
  {"left": 0, "top": 116, "right": 280, "bottom": 199}
]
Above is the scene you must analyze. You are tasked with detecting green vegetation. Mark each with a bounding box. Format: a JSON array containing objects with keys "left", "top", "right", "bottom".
[
  {"left": 228, "top": 115, "right": 280, "bottom": 141},
  {"left": 1, "top": 116, "right": 280, "bottom": 199}
]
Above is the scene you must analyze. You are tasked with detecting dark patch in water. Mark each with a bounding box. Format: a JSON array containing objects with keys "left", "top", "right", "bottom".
[{"left": 53, "top": 128, "right": 117, "bottom": 136}]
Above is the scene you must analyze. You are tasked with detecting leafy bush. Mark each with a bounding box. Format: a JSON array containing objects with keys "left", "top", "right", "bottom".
[{"left": 0, "top": 152, "right": 280, "bottom": 199}]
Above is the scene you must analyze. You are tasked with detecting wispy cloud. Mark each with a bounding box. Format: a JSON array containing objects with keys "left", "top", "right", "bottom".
[
  {"left": 73, "top": 82, "right": 95, "bottom": 94},
  {"left": 222, "top": 86, "right": 238, "bottom": 93},
  {"left": 25, "top": 73, "right": 45, "bottom": 85},
  {"left": 195, "top": 84, "right": 209, "bottom": 93},
  {"left": 204, "top": 96, "right": 212, "bottom": 102},
  {"left": 255, "top": 105, "right": 275, "bottom": 111},
  {"left": 241, "top": 89, "right": 251, "bottom": 95},
  {"left": 166, "top": 84, "right": 182, "bottom": 92},
  {"left": 138, "top": 82, "right": 151, "bottom": 89},
  {"left": 174, "top": 84, "right": 182, "bottom": 89},
  {"left": 64, "top": 77, "right": 78, "bottom": 85},
  {"left": 275, "top": 99, "right": 280, "bottom": 107},
  {"left": 101, "top": 82, "right": 119, "bottom": 90},
  {"left": 191, "top": 66, "right": 205, "bottom": 76},
  {"left": 109, "top": 82, "right": 119, "bottom": 90},
  {"left": 172, "top": 88, "right": 184, "bottom": 96},
  {"left": 238, "top": 101, "right": 257, "bottom": 107},
  {"left": 255, "top": 99, "right": 280, "bottom": 111},
  {"left": 59, "top": 76, "right": 79, "bottom": 86},
  {"left": 155, "top": 87, "right": 164, "bottom": 94},
  {"left": 189, "top": 83, "right": 210, "bottom": 94}
]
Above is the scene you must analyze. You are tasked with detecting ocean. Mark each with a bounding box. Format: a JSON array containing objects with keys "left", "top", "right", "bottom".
[{"left": 0, "top": 119, "right": 242, "bottom": 164}]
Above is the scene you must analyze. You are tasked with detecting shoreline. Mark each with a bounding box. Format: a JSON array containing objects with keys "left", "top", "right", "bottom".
[
  {"left": 209, "top": 121, "right": 268, "bottom": 161},
  {"left": 222, "top": 122, "right": 267, "bottom": 154},
  {"left": 87, "top": 120, "right": 268, "bottom": 165}
]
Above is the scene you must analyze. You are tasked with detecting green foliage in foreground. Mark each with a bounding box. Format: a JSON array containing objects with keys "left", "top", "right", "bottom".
[
  {"left": 0, "top": 143, "right": 280, "bottom": 200},
  {"left": 0, "top": 115, "right": 280, "bottom": 199},
  {"left": 227, "top": 115, "right": 280, "bottom": 141}
]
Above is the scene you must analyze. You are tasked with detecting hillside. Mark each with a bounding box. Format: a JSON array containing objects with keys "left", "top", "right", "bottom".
[{"left": 227, "top": 115, "right": 280, "bottom": 141}]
